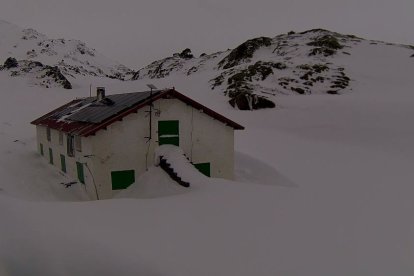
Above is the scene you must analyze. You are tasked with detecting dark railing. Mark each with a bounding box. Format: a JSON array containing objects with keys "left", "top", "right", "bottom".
[{"left": 159, "top": 156, "right": 190, "bottom": 188}]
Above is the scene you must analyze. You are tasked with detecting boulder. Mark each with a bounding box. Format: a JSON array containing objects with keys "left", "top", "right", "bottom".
[{"left": 3, "top": 57, "right": 18, "bottom": 69}]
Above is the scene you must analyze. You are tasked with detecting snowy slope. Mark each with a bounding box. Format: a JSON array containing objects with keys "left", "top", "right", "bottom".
[
  {"left": 0, "top": 28, "right": 414, "bottom": 276},
  {"left": 0, "top": 20, "right": 133, "bottom": 89}
]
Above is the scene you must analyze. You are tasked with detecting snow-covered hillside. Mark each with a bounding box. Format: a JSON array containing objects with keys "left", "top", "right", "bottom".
[
  {"left": 133, "top": 29, "right": 414, "bottom": 110},
  {"left": 0, "top": 20, "right": 133, "bottom": 89},
  {"left": 1, "top": 25, "right": 414, "bottom": 276}
]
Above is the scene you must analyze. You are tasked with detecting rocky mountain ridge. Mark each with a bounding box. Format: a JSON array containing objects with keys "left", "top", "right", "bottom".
[
  {"left": 0, "top": 20, "right": 133, "bottom": 89},
  {"left": 132, "top": 29, "right": 414, "bottom": 110}
]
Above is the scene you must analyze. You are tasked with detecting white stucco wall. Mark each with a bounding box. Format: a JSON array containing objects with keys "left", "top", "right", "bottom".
[
  {"left": 36, "top": 125, "right": 97, "bottom": 199},
  {"left": 88, "top": 97, "right": 236, "bottom": 199},
  {"left": 35, "top": 97, "right": 238, "bottom": 200}
]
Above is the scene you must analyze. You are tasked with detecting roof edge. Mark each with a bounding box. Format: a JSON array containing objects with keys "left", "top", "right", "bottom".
[
  {"left": 31, "top": 88, "right": 245, "bottom": 137},
  {"left": 168, "top": 89, "right": 245, "bottom": 130}
]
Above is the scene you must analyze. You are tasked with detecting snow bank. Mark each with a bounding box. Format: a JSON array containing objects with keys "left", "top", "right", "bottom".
[
  {"left": 0, "top": 195, "right": 161, "bottom": 276},
  {"left": 115, "top": 166, "right": 188, "bottom": 199},
  {"left": 235, "top": 151, "right": 297, "bottom": 187}
]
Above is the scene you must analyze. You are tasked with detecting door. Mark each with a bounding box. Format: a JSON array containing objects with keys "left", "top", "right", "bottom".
[{"left": 158, "top": 120, "right": 179, "bottom": 146}]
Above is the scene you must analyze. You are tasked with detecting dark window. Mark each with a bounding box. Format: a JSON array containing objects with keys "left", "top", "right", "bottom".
[
  {"left": 40, "top": 143, "right": 44, "bottom": 156},
  {"left": 59, "top": 132, "right": 63, "bottom": 145},
  {"left": 67, "top": 135, "right": 74, "bottom": 157},
  {"left": 158, "top": 120, "right": 179, "bottom": 146},
  {"left": 46, "top": 127, "right": 51, "bottom": 141},
  {"left": 49, "top": 148, "right": 53, "bottom": 164},
  {"left": 75, "top": 136, "right": 82, "bottom": 152},
  {"left": 76, "top": 162, "right": 85, "bottom": 184},
  {"left": 60, "top": 154, "right": 66, "bottom": 173}
]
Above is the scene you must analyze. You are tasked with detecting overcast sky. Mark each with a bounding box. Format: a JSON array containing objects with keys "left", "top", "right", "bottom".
[{"left": 1, "top": 0, "right": 413, "bottom": 69}]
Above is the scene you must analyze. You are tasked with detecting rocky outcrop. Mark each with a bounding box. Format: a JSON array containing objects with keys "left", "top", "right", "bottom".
[
  {"left": 307, "top": 35, "right": 344, "bottom": 56},
  {"left": 42, "top": 66, "right": 72, "bottom": 89},
  {"left": 3, "top": 57, "right": 18, "bottom": 69},
  {"left": 229, "top": 93, "right": 275, "bottom": 110},
  {"left": 218, "top": 37, "right": 272, "bottom": 69},
  {"left": 0, "top": 20, "right": 133, "bottom": 85},
  {"left": 133, "top": 29, "right": 407, "bottom": 110},
  {"left": 1, "top": 57, "right": 72, "bottom": 89}
]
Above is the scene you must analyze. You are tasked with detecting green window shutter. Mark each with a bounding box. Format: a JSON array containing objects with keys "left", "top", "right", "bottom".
[
  {"left": 158, "top": 120, "right": 179, "bottom": 136},
  {"left": 49, "top": 148, "right": 53, "bottom": 164},
  {"left": 158, "top": 120, "right": 179, "bottom": 146},
  {"left": 60, "top": 154, "right": 66, "bottom": 173},
  {"left": 40, "top": 143, "right": 44, "bottom": 156},
  {"left": 46, "top": 127, "right": 51, "bottom": 141},
  {"left": 159, "top": 136, "right": 179, "bottom": 146},
  {"left": 76, "top": 162, "right": 85, "bottom": 184},
  {"left": 111, "top": 170, "right": 135, "bottom": 190},
  {"left": 194, "top": 163, "right": 211, "bottom": 177}
]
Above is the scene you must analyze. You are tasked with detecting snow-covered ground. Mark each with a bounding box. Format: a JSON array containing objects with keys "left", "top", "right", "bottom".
[{"left": 1, "top": 33, "right": 414, "bottom": 275}]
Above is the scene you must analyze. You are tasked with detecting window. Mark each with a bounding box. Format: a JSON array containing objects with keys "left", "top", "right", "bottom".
[
  {"left": 75, "top": 136, "right": 82, "bottom": 152},
  {"left": 111, "top": 170, "right": 135, "bottom": 190},
  {"left": 39, "top": 143, "right": 44, "bottom": 156},
  {"left": 158, "top": 120, "right": 179, "bottom": 146},
  {"left": 67, "top": 135, "right": 74, "bottom": 157},
  {"left": 49, "top": 148, "right": 53, "bottom": 164},
  {"left": 46, "top": 127, "right": 51, "bottom": 141},
  {"left": 76, "top": 162, "right": 85, "bottom": 184},
  {"left": 60, "top": 154, "right": 66, "bottom": 173},
  {"left": 59, "top": 131, "right": 63, "bottom": 145}
]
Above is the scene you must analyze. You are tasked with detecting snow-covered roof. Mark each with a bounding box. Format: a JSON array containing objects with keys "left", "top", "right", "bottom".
[{"left": 31, "top": 88, "right": 244, "bottom": 136}]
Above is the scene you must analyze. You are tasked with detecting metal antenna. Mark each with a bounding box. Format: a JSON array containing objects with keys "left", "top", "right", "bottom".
[
  {"left": 145, "top": 84, "right": 158, "bottom": 170},
  {"left": 146, "top": 84, "right": 158, "bottom": 142}
]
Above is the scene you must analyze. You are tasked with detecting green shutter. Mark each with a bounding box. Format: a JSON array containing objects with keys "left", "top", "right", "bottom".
[
  {"left": 60, "top": 154, "right": 66, "bottom": 173},
  {"left": 76, "top": 162, "right": 85, "bottom": 184},
  {"left": 159, "top": 136, "right": 180, "bottom": 146},
  {"left": 49, "top": 148, "right": 53, "bottom": 164},
  {"left": 40, "top": 143, "right": 44, "bottom": 156},
  {"left": 158, "top": 120, "right": 179, "bottom": 146},
  {"left": 158, "top": 120, "right": 179, "bottom": 136},
  {"left": 111, "top": 170, "right": 135, "bottom": 190},
  {"left": 194, "top": 163, "right": 211, "bottom": 177}
]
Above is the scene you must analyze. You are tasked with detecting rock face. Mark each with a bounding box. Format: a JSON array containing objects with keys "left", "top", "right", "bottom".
[
  {"left": 218, "top": 37, "right": 272, "bottom": 69},
  {"left": 131, "top": 48, "right": 199, "bottom": 80},
  {"left": 0, "top": 20, "right": 133, "bottom": 88},
  {"left": 307, "top": 34, "right": 344, "bottom": 56},
  {"left": 1, "top": 58, "right": 72, "bottom": 89},
  {"left": 132, "top": 29, "right": 412, "bottom": 110},
  {"left": 4, "top": 57, "right": 18, "bottom": 69},
  {"left": 42, "top": 66, "right": 72, "bottom": 89},
  {"left": 229, "top": 93, "right": 275, "bottom": 110},
  {"left": 178, "top": 48, "right": 194, "bottom": 59}
]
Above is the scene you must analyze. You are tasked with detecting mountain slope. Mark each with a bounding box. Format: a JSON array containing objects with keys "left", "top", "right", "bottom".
[
  {"left": 132, "top": 29, "right": 414, "bottom": 110},
  {"left": 0, "top": 20, "right": 133, "bottom": 89}
]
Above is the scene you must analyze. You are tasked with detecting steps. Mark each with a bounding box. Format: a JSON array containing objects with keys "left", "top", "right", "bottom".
[{"left": 159, "top": 156, "right": 190, "bottom": 188}]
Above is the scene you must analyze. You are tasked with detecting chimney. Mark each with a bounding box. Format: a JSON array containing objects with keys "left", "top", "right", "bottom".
[{"left": 97, "top": 87, "right": 105, "bottom": 101}]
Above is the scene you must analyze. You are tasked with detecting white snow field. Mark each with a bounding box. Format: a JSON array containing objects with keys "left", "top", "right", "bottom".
[{"left": 1, "top": 36, "right": 414, "bottom": 275}]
